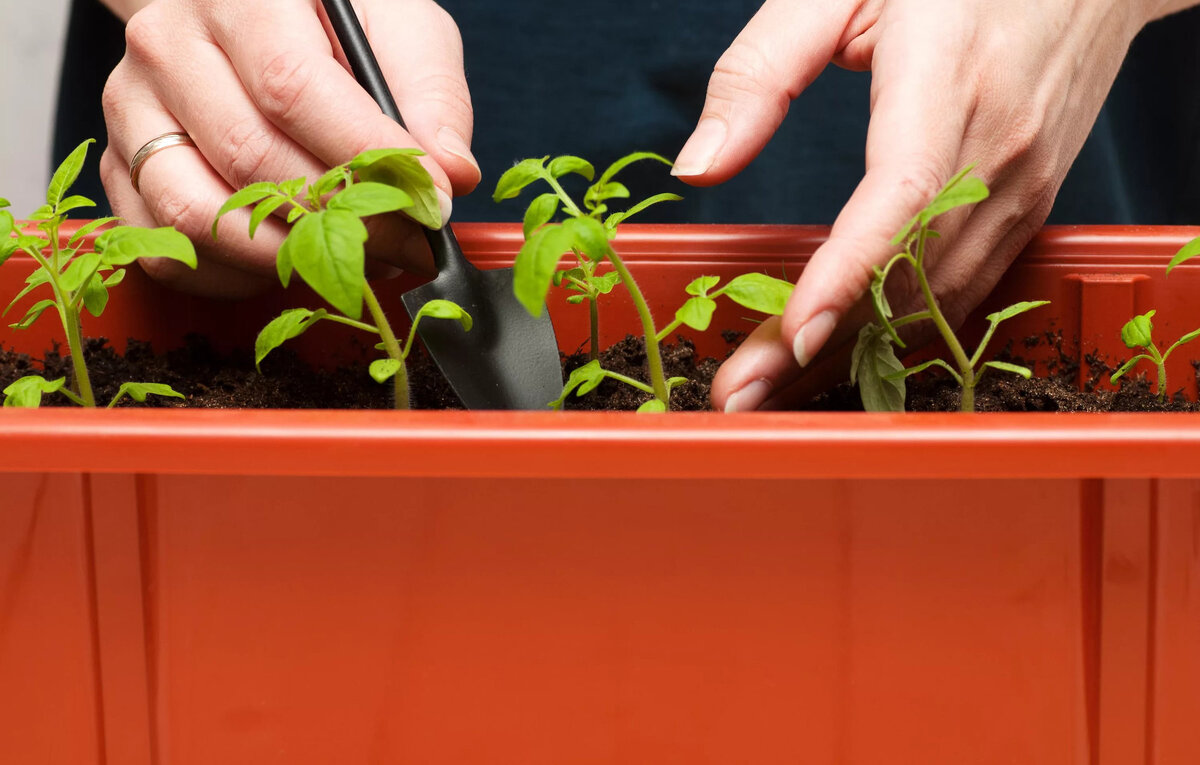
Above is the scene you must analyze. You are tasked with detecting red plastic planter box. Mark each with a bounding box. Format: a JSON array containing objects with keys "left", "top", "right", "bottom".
[{"left": 1, "top": 224, "right": 1198, "bottom": 765}]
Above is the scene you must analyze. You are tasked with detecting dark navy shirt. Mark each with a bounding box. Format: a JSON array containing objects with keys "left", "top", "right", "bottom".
[{"left": 56, "top": 0, "right": 1200, "bottom": 224}]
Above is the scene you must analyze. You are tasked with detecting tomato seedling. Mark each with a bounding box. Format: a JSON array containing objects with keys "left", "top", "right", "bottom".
[
  {"left": 1109, "top": 310, "right": 1200, "bottom": 402},
  {"left": 1, "top": 139, "right": 195, "bottom": 408},
  {"left": 853, "top": 167, "right": 1049, "bottom": 412},
  {"left": 213, "top": 149, "right": 471, "bottom": 410},
  {"left": 495, "top": 152, "right": 793, "bottom": 412}
]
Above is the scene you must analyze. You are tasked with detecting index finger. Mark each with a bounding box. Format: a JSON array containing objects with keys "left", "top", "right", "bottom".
[
  {"left": 781, "top": 37, "right": 970, "bottom": 368},
  {"left": 209, "top": 1, "right": 455, "bottom": 198}
]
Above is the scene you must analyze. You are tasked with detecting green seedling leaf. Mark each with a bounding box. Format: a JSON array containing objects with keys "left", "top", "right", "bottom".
[
  {"left": 110, "top": 382, "right": 185, "bottom": 406},
  {"left": 595, "top": 151, "right": 672, "bottom": 187},
  {"left": 1167, "top": 236, "right": 1200, "bottom": 275},
  {"left": 716, "top": 273, "right": 794, "bottom": 315},
  {"left": 211, "top": 182, "right": 278, "bottom": 238},
  {"left": 548, "top": 156, "right": 595, "bottom": 181},
  {"left": 56, "top": 195, "right": 96, "bottom": 216},
  {"left": 412, "top": 299, "right": 473, "bottom": 335},
  {"left": 891, "top": 166, "right": 988, "bottom": 245},
  {"left": 584, "top": 182, "right": 629, "bottom": 210},
  {"left": 566, "top": 294, "right": 587, "bottom": 305},
  {"left": 1120, "top": 310, "right": 1156, "bottom": 349},
  {"left": 96, "top": 226, "right": 198, "bottom": 268},
  {"left": 606, "top": 192, "right": 683, "bottom": 230},
  {"left": 513, "top": 224, "right": 575, "bottom": 316},
  {"left": 1110, "top": 354, "right": 1153, "bottom": 383},
  {"left": 675, "top": 296, "right": 717, "bottom": 331},
  {"left": 637, "top": 398, "right": 667, "bottom": 413},
  {"left": 556, "top": 266, "right": 585, "bottom": 288},
  {"left": 369, "top": 358, "right": 402, "bottom": 384},
  {"left": 563, "top": 216, "right": 611, "bottom": 260},
  {"left": 849, "top": 323, "right": 906, "bottom": 413},
  {"left": 249, "top": 196, "right": 287, "bottom": 239},
  {"left": 0, "top": 241, "right": 17, "bottom": 268},
  {"left": 350, "top": 149, "right": 441, "bottom": 229},
  {"left": 279, "top": 177, "right": 306, "bottom": 199},
  {"left": 5, "top": 270, "right": 51, "bottom": 316},
  {"left": 309, "top": 165, "right": 351, "bottom": 203},
  {"left": 29, "top": 205, "right": 55, "bottom": 221},
  {"left": 982, "top": 361, "right": 1033, "bottom": 379},
  {"left": 883, "top": 358, "right": 964, "bottom": 386},
  {"left": 68, "top": 216, "right": 120, "bottom": 247},
  {"left": 685, "top": 275, "right": 720, "bottom": 297},
  {"left": 493, "top": 157, "right": 548, "bottom": 202},
  {"left": 3, "top": 375, "right": 65, "bottom": 408},
  {"left": 286, "top": 209, "right": 368, "bottom": 319},
  {"left": 286, "top": 206, "right": 305, "bottom": 224},
  {"left": 550, "top": 360, "right": 608, "bottom": 410},
  {"left": 10, "top": 299, "right": 56, "bottom": 330},
  {"left": 103, "top": 268, "right": 126, "bottom": 288},
  {"left": 82, "top": 274, "right": 109, "bottom": 317},
  {"left": 255, "top": 307, "right": 328, "bottom": 369},
  {"left": 587, "top": 271, "right": 620, "bottom": 294},
  {"left": 329, "top": 181, "right": 413, "bottom": 218},
  {"left": 986, "top": 300, "right": 1050, "bottom": 324},
  {"left": 47, "top": 139, "right": 94, "bottom": 209},
  {"left": 60, "top": 252, "right": 100, "bottom": 292},
  {"left": 667, "top": 377, "right": 689, "bottom": 390},
  {"left": 0, "top": 198, "right": 8, "bottom": 208},
  {"left": 523, "top": 193, "right": 560, "bottom": 238}
]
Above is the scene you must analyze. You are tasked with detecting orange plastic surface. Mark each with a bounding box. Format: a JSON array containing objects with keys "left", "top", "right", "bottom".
[{"left": 1, "top": 224, "right": 1198, "bottom": 764}]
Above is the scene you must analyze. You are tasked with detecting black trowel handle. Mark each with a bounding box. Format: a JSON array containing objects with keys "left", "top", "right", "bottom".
[{"left": 320, "top": 0, "right": 469, "bottom": 275}]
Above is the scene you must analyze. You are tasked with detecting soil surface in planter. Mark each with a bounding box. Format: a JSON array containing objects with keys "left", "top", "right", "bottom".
[
  {"left": 0, "top": 332, "right": 1194, "bottom": 412},
  {"left": 0, "top": 334, "right": 721, "bottom": 411}
]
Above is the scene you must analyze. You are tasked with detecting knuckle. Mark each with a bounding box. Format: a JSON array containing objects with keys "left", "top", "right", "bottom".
[
  {"left": 219, "top": 117, "right": 280, "bottom": 188},
  {"left": 709, "top": 41, "right": 790, "bottom": 120},
  {"left": 998, "top": 116, "right": 1042, "bottom": 167},
  {"left": 152, "top": 188, "right": 208, "bottom": 240},
  {"left": 895, "top": 162, "right": 948, "bottom": 210},
  {"left": 256, "top": 51, "right": 313, "bottom": 124},
  {"left": 122, "top": 7, "right": 169, "bottom": 66},
  {"left": 411, "top": 72, "right": 473, "bottom": 127}
]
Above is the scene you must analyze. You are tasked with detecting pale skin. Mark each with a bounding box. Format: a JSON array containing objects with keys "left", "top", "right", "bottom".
[{"left": 100, "top": 0, "right": 1200, "bottom": 409}]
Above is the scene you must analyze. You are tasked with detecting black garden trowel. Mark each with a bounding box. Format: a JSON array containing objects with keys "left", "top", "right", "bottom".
[{"left": 322, "top": 0, "right": 563, "bottom": 410}]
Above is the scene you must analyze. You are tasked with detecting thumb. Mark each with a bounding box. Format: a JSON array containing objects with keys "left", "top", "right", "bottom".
[
  {"left": 671, "top": 0, "right": 859, "bottom": 185},
  {"left": 356, "top": 0, "right": 480, "bottom": 196}
]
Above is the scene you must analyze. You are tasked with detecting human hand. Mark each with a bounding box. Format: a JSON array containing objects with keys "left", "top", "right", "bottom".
[
  {"left": 99, "top": 0, "right": 479, "bottom": 298},
  {"left": 672, "top": 0, "right": 1170, "bottom": 411}
]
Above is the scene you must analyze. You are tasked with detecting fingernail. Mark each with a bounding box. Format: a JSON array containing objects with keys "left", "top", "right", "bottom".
[
  {"left": 437, "top": 189, "right": 453, "bottom": 226},
  {"left": 671, "top": 117, "right": 726, "bottom": 177},
  {"left": 724, "top": 379, "right": 772, "bottom": 413},
  {"left": 792, "top": 310, "right": 837, "bottom": 368},
  {"left": 436, "top": 126, "right": 481, "bottom": 179}
]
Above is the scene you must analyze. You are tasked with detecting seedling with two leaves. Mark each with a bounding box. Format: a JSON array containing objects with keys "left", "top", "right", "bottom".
[
  {"left": 1, "top": 139, "right": 196, "bottom": 408},
  {"left": 213, "top": 148, "right": 471, "bottom": 410},
  {"left": 494, "top": 152, "right": 793, "bottom": 412},
  {"left": 1108, "top": 310, "right": 1200, "bottom": 402},
  {"left": 852, "top": 167, "right": 1049, "bottom": 412}
]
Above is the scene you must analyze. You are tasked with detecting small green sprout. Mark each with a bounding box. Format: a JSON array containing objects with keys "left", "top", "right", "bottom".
[
  {"left": 1, "top": 139, "right": 195, "bottom": 408},
  {"left": 1109, "top": 310, "right": 1200, "bottom": 402},
  {"left": 213, "top": 148, "right": 471, "bottom": 410},
  {"left": 495, "top": 152, "right": 793, "bottom": 411},
  {"left": 852, "top": 166, "right": 1049, "bottom": 412}
]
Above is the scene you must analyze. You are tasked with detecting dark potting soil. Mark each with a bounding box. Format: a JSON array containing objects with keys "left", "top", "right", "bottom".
[
  {"left": 0, "top": 330, "right": 1195, "bottom": 412},
  {"left": 810, "top": 330, "right": 1200, "bottom": 412},
  {"left": 0, "top": 333, "right": 720, "bottom": 411}
]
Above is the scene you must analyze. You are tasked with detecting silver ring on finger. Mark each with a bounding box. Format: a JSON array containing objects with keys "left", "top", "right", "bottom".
[{"left": 129, "top": 132, "right": 195, "bottom": 194}]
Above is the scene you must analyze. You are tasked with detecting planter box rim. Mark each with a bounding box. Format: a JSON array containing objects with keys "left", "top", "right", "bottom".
[{"left": 2, "top": 408, "right": 1198, "bottom": 480}]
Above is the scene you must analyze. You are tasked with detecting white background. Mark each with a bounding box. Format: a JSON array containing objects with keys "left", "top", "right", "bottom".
[{"left": 1, "top": 0, "right": 72, "bottom": 214}]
